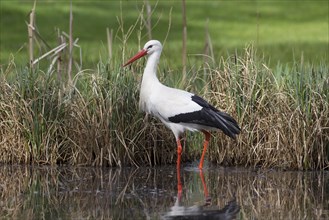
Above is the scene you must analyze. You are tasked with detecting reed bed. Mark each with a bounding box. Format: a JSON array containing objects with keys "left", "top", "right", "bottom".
[
  {"left": 0, "top": 3, "right": 328, "bottom": 170},
  {"left": 207, "top": 47, "right": 329, "bottom": 170},
  {"left": 1, "top": 49, "right": 328, "bottom": 169}
]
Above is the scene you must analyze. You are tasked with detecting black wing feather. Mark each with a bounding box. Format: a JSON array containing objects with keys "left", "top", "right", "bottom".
[{"left": 168, "top": 95, "right": 241, "bottom": 139}]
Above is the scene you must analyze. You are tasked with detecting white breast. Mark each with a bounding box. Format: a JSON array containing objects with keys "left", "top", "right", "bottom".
[{"left": 139, "top": 82, "right": 203, "bottom": 138}]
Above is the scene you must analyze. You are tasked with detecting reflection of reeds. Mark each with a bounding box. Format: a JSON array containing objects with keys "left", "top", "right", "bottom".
[
  {"left": 207, "top": 169, "right": 329, "bottom": 219},
  {"left": 0, "top": 166, "right": 327, "bottom": 219},
  {"left": 0, "top": 2, "right": 328, "bottom": 169}
]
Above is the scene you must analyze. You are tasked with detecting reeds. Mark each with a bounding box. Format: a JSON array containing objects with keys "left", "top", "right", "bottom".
[
  {"left": 0, "top": 2, "right": 328, "bottom": 169},
  {"left": 1, "top": 46, "right": 328, "bottom": 169},
  {"left": 206, "top": 47, "right": 329, "bottom": 170}
]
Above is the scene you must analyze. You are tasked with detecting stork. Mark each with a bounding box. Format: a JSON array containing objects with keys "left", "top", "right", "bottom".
[{"left": 123, "top": 40, "right": 240, "bottom": 170}]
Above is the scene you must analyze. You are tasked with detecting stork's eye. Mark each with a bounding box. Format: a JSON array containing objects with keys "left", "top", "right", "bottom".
[{"left": 147, "top": 45, "right": 153, "bottom": 49}]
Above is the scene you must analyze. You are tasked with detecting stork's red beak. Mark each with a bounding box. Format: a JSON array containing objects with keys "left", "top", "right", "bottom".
[{"left": 123, "top": 49, "right": 148, "bottom": 67}]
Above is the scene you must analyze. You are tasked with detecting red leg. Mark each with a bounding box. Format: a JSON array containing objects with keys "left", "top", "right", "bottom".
[
  {"left": 176, "top": 139, "right": 183, "bottom": 197},
  {"left": 176, "top": 138, "right": 183, "bottom": 170},
  {"left": 199, "top": 131, "right": 210, "bottom": 170}
]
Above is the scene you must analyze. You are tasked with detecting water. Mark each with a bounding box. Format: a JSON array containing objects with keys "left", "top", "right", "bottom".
[{"left": 0, "top": 164, "right": 328, "bottom": 219}]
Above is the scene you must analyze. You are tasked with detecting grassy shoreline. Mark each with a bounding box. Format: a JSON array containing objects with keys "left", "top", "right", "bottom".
[{"left": 1, "top": 46, "right": 328, "bottom": 169}]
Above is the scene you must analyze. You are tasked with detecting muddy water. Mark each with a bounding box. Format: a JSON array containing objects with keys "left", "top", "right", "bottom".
[{"left": 0, "top": 165, "right": 328, "bottom": 219}]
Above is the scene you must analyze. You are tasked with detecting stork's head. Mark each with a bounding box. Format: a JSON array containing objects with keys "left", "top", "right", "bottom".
[
  {"left": 123, "top": 40, "right": 162, "bottom": 67},
  {"left": 143, "top": 40, "right": 162, "bottom": 55}
]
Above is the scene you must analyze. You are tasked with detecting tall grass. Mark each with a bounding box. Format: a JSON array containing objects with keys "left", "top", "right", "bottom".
[
  {"left": 206, "top": 47, "right": 329, "bottom": 169},
  {"left": 1, "top": 47, "right": 328, "bottom": 169},
  {"left": 0, "top": 3, "right": 328, "bottom": 169}
]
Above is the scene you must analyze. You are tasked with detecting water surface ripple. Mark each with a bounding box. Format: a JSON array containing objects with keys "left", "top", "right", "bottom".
[{"left": 0, "top": 165, "right": 328, "bottom": 219}]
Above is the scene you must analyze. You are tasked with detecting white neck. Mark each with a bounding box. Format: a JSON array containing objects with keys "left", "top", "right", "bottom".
[
  {"left": 142, "top": 50, "right": 161, "bottom": 84},
  {"left": 139, "top": 49, "right": 162, "bottom": 112}
]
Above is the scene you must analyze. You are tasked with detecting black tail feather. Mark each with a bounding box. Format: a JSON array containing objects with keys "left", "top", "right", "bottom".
[
  {"left": 190, "top": 95, "right": 241, "bottom": 139},
  {"left": 215, "top": 110, "right": 241, "bottom": 139},
  {"left": 205, "top": 109, "right": 240, "bottom": 139}
]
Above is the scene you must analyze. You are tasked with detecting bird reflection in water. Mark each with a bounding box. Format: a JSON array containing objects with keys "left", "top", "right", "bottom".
[{"left": 162, "top": 168, "right": 240, "bottom": 220}]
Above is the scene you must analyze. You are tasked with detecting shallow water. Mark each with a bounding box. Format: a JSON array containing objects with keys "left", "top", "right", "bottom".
[{"left": 0, "top": 164, "right": 328, "bottom": 219}]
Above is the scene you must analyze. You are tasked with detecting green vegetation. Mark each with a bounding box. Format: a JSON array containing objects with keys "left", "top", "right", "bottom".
[
  {"left": 1, "top": 1, "right": 328, "bottom": 68},
  {"left": 0, "top": 1, "right": 328, "bottom": 169},
  {"left": 1, "top": 46, "right": 328, "bottom": 169}
]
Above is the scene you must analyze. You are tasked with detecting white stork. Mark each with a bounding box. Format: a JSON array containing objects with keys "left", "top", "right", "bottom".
[{"left": 123, "top": 40, "right": 240, "bottom": 170}]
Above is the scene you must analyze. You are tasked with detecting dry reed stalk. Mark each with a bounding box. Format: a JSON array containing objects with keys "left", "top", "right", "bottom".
[
  {"left": 181, "top": 0, "right": 187, "bottom": 81},
  {"left": 57, "top": 28, "right": 64, "bottom": 83},
  {"left": 68, "top": 1, "right": 73, "bottom": 86},
  {"left": 162, "top": 7, "right": 172, "bottom": 48},
  {"left": 106, "top": 28, "right": 113, "bottom": 64},
  {"left": 117, "top": 1, "right": 143, "bottom": 64},
  {"left": 203, "top": 19, "right": 214, "bottom": 64},
  {"left": 32, "top": 42, "right": 67, "bottom": 66},
  {"left": 28, "top": 1, "right": 36, "bottom": 70},
  {"left": 144, "top": 0, "right": 152, "bottom": 40},
  {"left": 0, "top": 83, "right": 32, "bottom": 163}
]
